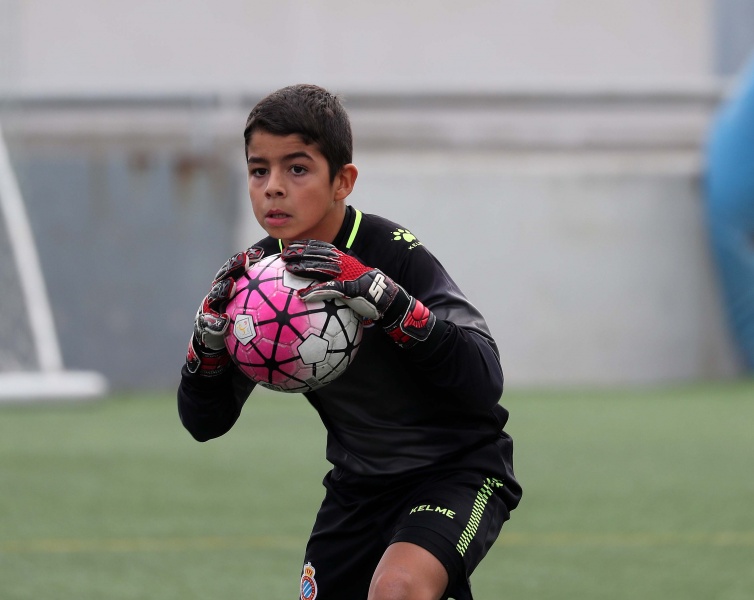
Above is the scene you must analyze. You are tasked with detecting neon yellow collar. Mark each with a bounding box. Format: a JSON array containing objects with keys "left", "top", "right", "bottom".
[{"left": 277, "top": 208, "right": 362, "bottom": 253}]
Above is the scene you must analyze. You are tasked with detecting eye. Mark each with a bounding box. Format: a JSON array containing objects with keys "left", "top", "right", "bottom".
[
  {"left": 249, "top": 167, "right": 268, "bottom": 177},
  {"left": 290, "top": 165, "right": 308, "bottom": 175}
]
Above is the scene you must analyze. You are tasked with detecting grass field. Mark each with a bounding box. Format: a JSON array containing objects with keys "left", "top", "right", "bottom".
[{"left": 1, "top": 379, "right": 753, "bottom": 599}]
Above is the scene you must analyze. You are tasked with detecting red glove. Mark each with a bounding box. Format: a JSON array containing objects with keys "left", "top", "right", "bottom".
[
  {"left": 186, "top": 246, "right": 264, "bottom": 376},
  {"left": 281, "top": 240, "right": 436, "bottom": 348}
]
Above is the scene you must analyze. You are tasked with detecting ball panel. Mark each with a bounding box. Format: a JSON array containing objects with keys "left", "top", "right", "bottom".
[{"left": 298, "top": 335, "right": 330, "bottom": 365}]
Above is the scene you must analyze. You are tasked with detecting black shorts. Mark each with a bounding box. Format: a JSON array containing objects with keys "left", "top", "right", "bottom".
[{"left": 298, "top": 435, "right": 522, "bottom": 600}]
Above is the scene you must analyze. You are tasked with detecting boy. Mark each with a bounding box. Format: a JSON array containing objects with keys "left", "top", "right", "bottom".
[{"left": 178, "top": 84, "right": 521, "bottom": 600}]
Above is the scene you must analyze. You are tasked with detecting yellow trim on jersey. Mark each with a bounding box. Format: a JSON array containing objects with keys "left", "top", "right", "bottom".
[
  {"left": 346, "top": 209, "right": 362, "bottom": 249},
  {"left": 276, "top": 208, "right": 362, "bottom": 251}
]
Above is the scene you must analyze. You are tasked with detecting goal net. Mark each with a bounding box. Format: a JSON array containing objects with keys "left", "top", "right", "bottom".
[{"left": 0, "top": 123, "right": 108, "bottom": 402}]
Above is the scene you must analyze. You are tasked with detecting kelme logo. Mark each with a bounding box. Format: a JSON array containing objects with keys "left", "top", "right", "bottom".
[{"left": 392, "top": 228, "right": 422, "bottom": 249}]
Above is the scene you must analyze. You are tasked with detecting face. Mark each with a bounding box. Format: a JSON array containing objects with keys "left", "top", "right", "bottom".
[{"left": 246, "top": 131, "right": 357, "bottom": 246}]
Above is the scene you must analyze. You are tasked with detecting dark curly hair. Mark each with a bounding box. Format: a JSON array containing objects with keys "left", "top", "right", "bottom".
[{"left": 243, "top": 84, "right": 353, "bottom": 182}]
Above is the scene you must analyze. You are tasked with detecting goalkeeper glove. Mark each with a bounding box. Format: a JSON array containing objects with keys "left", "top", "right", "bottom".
[
  {"left": 281, "top": 240, "right": 435, "bottom": 348},
  {"left": 186, "top": 246, "right": 264, "bottom": 376}
]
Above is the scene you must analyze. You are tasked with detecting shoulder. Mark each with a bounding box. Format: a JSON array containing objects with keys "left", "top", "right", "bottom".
[
  {"left": 351, "top": 211, "right": 427, "bottom": 267},
  {"left": 350, "top": 210, "right": 448, "bottom": 295},
  {"left": 359, "top": 211, "right": 421, "bottom": 241}
]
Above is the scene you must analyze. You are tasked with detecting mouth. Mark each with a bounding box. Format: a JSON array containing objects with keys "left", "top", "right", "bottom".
[{"left": 265, "top": 210, "right": 292, "bottom": 227}]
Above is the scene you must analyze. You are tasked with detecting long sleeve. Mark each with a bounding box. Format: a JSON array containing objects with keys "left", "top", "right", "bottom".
[
  {"left": 401, "top": 317, "right": 504, "bottom": 409},
  {"left": 177, "top": 365, "right": 255, "bottom": 441},
  {"left": 371, "top": 231, "right": 504, "bottom": 410}
]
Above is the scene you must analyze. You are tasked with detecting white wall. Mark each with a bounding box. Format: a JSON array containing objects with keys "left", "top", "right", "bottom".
[
  {"left": 6, "top": 0, "right": 715, "bottom": 94},
  {"left": 352, "top": 153, "right": 738, "bottom": 386}
]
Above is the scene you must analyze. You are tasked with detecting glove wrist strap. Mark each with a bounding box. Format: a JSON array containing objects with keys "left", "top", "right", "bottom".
[
  {"left": 186, "top": 336, "right": 231, "bottom": 377},
  {"left": 382, "top": 289, "right": 437, "bottom": 349}
]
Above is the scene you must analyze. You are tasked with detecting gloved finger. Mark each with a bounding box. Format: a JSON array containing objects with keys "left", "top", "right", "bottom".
[
  {"left": 195, "top": 312, "right": 230, "bottom": 346},
  {"left": 212, "top": 245, "right": 264, "bottom": 282},
  {"left": 213, "top": 251, "right": 249, "bottom": 283},
  {"left": 285, "top": 259, "right": 342, "bottom": 281},
  {"left": 282, "top": 239, "right": 339, "bottom": 261},
  {"left": 204, "top": 278, "right": 237, "bottom": 312},
  {"left": 246, "top": 245, "right": 264, "bottom": 264},
  {"left": 297, "top": 281, "right": 347, "bottom": 302},
  {"left": 340, "top": 296, "right": 381, "bottom": 321},
  {"left": 298, "top": 285, "right": 378, "bottom": 320},
  {"left": 197, "top": 310, "right": 229, "bottom": 333}
]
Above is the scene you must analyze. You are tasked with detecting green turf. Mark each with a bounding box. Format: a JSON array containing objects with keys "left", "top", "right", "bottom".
[{"left": 1, "top": 380, "right": 753, "bottom": 599}]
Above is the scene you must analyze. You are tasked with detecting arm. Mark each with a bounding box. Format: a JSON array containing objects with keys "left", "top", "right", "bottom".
[
  {"left": 177, "top": 247, "right": 263, "bottom": 441},
  {"left": 399, "top": 315, "right": 504, "bottom": 407},
  {"left": 401, "top": 246, "right": 504, "bottom": 404},
  {"left": 282, "top": 240, "right": 503, "bottom": 406},
  {"left": 178, "top": 366, "right": 255, "bottom": 441},
  {"left": 282, "top": 239, "right": 436, "bottom": 347}
]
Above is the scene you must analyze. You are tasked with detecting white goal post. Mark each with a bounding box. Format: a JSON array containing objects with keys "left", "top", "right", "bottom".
[{"left": 0, "top": 122, "right": 108, "bottom": 402}]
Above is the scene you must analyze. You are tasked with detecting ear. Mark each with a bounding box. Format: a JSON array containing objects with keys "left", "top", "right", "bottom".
[{"left": 333, "top": 164, "right": 358, "bottom": 201}]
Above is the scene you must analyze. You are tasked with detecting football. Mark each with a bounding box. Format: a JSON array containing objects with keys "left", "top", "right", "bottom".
[{"left": 223, "top": 254, "right": 363, "bottom": 392}]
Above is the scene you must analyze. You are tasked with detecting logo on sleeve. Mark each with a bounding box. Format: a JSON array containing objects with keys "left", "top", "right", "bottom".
[{"left": 391, "top": 228, "right": 422, "bottom": 250}]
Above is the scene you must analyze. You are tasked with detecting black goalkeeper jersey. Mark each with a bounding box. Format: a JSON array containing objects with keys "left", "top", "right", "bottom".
[{"left": 178, "top": 205, "right": 511, "bottom": 476}]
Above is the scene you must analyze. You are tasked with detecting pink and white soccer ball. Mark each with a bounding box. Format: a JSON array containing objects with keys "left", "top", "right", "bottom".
[{"left": 223, "top": 254, "right": 363, "bottom": 393}]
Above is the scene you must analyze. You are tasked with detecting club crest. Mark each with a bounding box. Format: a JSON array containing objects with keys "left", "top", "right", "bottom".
[{"left": 300, "top": 562, "right": 318, "bottom": 600}]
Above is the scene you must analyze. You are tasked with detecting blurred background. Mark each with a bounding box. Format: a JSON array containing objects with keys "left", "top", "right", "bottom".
[{"left": 2, "top": 0, "right": 754, "bottom": 393}]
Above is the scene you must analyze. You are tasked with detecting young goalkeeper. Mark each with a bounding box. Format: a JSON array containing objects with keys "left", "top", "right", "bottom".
[{"left": 177, "top": 84, "right": 522, "bottom": 600}]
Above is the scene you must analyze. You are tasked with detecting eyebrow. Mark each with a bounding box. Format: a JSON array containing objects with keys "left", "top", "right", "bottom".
[{"left": 247, "top": 151, "right": 315, "bottom": 165}]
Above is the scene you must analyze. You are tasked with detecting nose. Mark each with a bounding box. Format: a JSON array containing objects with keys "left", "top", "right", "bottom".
[{"left": 265, "top": 171, "right": 285, "bottom": 198}]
